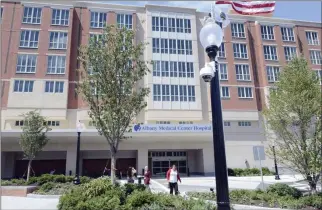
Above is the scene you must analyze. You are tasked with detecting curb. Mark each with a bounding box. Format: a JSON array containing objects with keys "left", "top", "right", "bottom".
[{"left": 27, "top": 194, "right": 61, "bottom": 199}]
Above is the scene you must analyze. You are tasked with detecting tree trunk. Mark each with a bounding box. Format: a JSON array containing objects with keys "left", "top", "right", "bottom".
[
  {"left": 110, "top": 152, "right": 116, "bottom": 185},
  {"left": 27, "top": 159, "right": 32, "bottom": 182},
  {"left": 307, "top": 174, "right": 317, "bottom": 194}
]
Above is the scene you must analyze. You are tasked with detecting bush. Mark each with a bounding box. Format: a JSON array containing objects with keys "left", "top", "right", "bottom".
[
  {"left": 123, "top": 183, "right": 146, "bottom": 196},
  {"left": 1, "top": 180, "right": 12, "bottom": 186},
  {"left": 266, "top": 183, "right": 302, "bottom": 199},
  {"left": 227, "top": 168, "right": 273, "bottom": 176},
  {"left": 39, "top": 182, "right": 55, "bottom": 192},
  {"left": 10, "top": 179, "right": 27, "bottom": 185},
  {"left": 262, "top": 167, "right": 272, "bottom": 176}
]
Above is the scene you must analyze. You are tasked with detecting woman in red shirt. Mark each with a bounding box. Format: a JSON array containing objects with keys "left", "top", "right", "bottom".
[
  {"left": 166, "top": 165, "right": 181, "bottom": 195},
  {"left": 144, "top": 166, "right": 151, "bottom": 190}
]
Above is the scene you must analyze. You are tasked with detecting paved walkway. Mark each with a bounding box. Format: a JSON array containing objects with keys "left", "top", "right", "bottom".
[{"left": 1, "top": 196, "right": 59, "bottom": 210}]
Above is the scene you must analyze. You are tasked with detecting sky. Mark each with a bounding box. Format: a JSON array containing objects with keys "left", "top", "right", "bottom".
[{"left": 103, "top": 1, "right": 322, "bottom": 22}]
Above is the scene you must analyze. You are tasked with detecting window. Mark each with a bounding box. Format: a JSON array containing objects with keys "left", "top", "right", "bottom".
[
  {"left": 233, "top": 43, "right": 248, "bottom": 59},
  {"left": 90, "top": 11, "right": 106, "bottom": 28},
  {"left": 238, "top": 87, "right": 253, "bottom": 98},
  {"left": 15, "top": 120, "right": 24, "bottom": 126},
  {"left": 306, "top": 31, "right": 319, "bottom": 45},
  {"left": 178, "top": 62, "right": 186, "bottom": 77},
  {"left": 153, "top": 84, "right": 161, "bottom": 101},
  {"left": 238, "top": 121, "right": 251, "bottom": 126},
  {"left": 152, "top": 16, "right": 159, "bottom": 31},
  {"left": 152, "top": 60, "right": 160, "bottom": 76},
  {"left": 13, "top": 80, "right": 34, "bottom": 92},
  {"left": 49, "top": 31, "right": 68, "bottom": 49},
  {"left": 23, "top": 7, "right": 41, "bottom": 24},
  {"left": 160, "top": 17, "right": 167, "bottom": 32},
  {"left": 266, "top": 66, "right": 280, "bottom": 82},
  {"left": 315, "top": 70, "right": 322, "bottom": 85},
  {"left": 160, "top": 39, "right": 168, "bottom": 53},
  {"left": 263, "top": 45, "right": 278, "bottom": 60},
  {"left": 19, "top": 30, "right": 39, "bottom": 48},
  {"left": 45, "top": 81, "right": 64, "bottom": 93},
  {"left": 219, "top": 63, "right": 228, "bottom": 80},
  {"left": 221, "top": 86, "right": 230, "bottom": 98},
  {"left": 177, "top": 40, "right": 185, "bottom": 54},
  {"left": 52, "top": 9, "right": 69, "bottom": 26},
  {"left": 235, "top": 64, "right": 251, "bottom": 81},
  {"left": 156, "top": 121, "right": 170, "bottom": 124},
  {"left": 218, "top": 44, "right": 225, "bottom": 58},
  {"left": 170, "top": 61, "right": 178, "bottom": 77},
  {"left": 89, "top": 33, "right": 103, "bottom": 42},
  {"left": 117, "top": 14, "right": 132, "bottom": 29},
  {"left": 171, "top": 85, "right": 179, "bottom": 101},
  {"left": 45, "top": 121, "right": 60, "bottom": 126},
  {"left": 16, "top": 54, "right": 37, "bottom": 73},
  {"left": 185, "top": 40, "right": 192, "bottom": 55},
  {"left": 169, "top": 39, "right": 176, "bottom": 54},
  {"left": 162, "top": 85, "right": 170, "bottom": 101},
  {"left": 179, "top": 121, "right": 193, "bottom": 124},
  {"left": 152, "top": 38, "right": 160, "bottom": 53},
  {"left": 284, "top": 46, "right": 297, "bottom": 61},
  {"left": 224, "top": 121, "right": 231, "bottom": 126},
  {"left": 231, "top": 23, "right": 245, "bottom": 38},
  {"left": 161, "top": 61, "right": 169, "bottom": 77},
  {"left": 261, "top": 25, "right": 274, "bottom": 40},
  {"left": 184, "top": 19, "right": 191, "bottom": 33},
  {"left": 187, "top": 85, "right": 195, "bottom": 102},
  {"left": 179, "top": 85, "right": 187, "bottom": 101},
  {"left": 186, "top": 62, "right": 194, "bottom": 78},
  {"left": 176, "top": 18, "right": 184, "bottom": 33},
  {"left": 47, "top": 55, "right": 66, "bottom": 74},
  {"left": 310, "top": 50, "right": 322, "bottom": 65},
  {"left": 281, "top": 27, "right": 294, "bottom": 42},
  {"left": 168, "top": 18, "right": 176, "bottom": 32}
]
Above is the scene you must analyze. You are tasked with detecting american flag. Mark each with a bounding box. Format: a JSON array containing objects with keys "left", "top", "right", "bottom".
[{"left": 215, "top": 1, "right": 276, "bottom": 15}]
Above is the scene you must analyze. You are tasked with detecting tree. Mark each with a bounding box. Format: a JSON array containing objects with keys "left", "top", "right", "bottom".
[
  {"left": 263, "top": 56, "right": 322, "bottom": 193},
  {"left": 19, "top": 110, "right": 51, "bottom": 181},
  {"left": 77, "top": 25, "right": 150, "bottom": 184}
]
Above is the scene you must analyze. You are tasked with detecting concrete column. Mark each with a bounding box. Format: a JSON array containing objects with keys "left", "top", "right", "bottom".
[
  {"left": 202, "top": 147, "right": 215, "bottom": 176},
  {"left": 65, "top": 146, "right": 77, "bottom": 176},
  {"left": 1, "top": 152, "right": 15, "bottom": 178},
  {"left": 137, "top": 148, "right": 148, "bottom": 175}
]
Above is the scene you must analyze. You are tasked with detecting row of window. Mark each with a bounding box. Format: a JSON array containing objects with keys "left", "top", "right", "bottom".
[
  {"left": 155, "top": 120, "right": 252, "bottom": 127},
  {"left": 13, "top": 80, "right": 64, "bottom": 93},
  {"left": 153, "top": 61, "right": 194, "bottom": 78},
  {"left": 153, "top": 84, "right": 196, "bottom": 102},
  {"left": 152, "top": 38, "right": 193, "bottom": 55},
  {"left": 20, "top": 30, "right": 68, "bottom": 49},
  {"left": 152, "top": 16, "right": 191, "bottom": 33},
  {"left": 15, "top": 120, "right": 60, "bottom": 126},
  {"left": 156, "top": 121, "right": 193, "bottom": 125}
]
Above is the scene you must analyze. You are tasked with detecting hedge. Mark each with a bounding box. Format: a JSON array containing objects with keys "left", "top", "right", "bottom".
[{"left": 227, "top": 167, "right": 274, "bottom": 176}]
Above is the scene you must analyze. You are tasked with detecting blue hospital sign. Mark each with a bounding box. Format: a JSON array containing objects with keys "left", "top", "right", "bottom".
[{"left": 132, "top": 124, "right": 212, "bottom": 133}]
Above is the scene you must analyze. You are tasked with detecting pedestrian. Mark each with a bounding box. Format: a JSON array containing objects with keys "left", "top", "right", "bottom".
[
  {"left": 166, "top": 165, "right": 181, "bottom": 195},
  {"left": 144, "top": 166, "right": 151, "bottom": 191},
  {"left": 132, "top": 167, "right": 137, "bottom": 178},
  {"left": 127, "top": 167, "right": 134, "bottom": 183}
]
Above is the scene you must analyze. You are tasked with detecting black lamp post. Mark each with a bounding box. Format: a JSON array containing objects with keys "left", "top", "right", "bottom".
[
  {"left": 199, "top": 17, "right": 230, "bottom": 210},
  {"left": 272, "top": 145, "right": 280, "bottom": 180},
  {"left": 73, "top": 121, "right": 82, "bottom": 185}
]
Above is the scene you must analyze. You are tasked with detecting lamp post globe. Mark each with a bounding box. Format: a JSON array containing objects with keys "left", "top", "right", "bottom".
[{"left": 199, "top": 20, "right": 223, "bottom": 51}]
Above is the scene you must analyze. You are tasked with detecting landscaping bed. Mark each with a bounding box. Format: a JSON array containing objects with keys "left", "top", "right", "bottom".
[
  {"left": 187, "top": 183, "right": 322, "bottom": 210},
  {"left": 227, "top": 167, "right": 274, "bottom": 176}
]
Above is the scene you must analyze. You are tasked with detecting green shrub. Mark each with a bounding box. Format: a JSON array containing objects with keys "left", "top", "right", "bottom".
[
  {"left": 266, "top": 183, "right": 302, "bottom": 199},
  {"left": 123, "top": 183, "right": 146, "bottom": 196},
  {"left": 65, "top": 176, "right": 74, "bottom": 182},
  {"left": 1, "top": 180, "right": 12, "bottom": 186},
  {"left": 262, "top": 167, "right": 273, "bottom": 175},
  {"left": 79, "top": 176, "right": 92, "bottom": 184},
  {"left": 53, "top": 175, "right": 67, "bottom": 183},
  {"left": 38, "top": 174, "right": 55, "bottom": 185},
  {"left": 125, "top": 190, "right": 156, "bottom": 208},
  {"left": 39, "top": 182, "right": 55, "bottom": 192},
  {"left": 11, "top": 179, "right": 27, "bottom": 185},
  {"left": 233, "top": 168, "right": 244, "bottom": 176},
  {"left": 249, "top": 168, "right": 260, "bottom": 175},
  {"left": 26, "top": 176, "right": 38, "bottom": 185}
]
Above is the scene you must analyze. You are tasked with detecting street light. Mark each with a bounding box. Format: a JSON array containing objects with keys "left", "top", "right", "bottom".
[
  {"left": 74, "top": 120, "right": 83, "bottom": 185},
  {"left": 199, "top": 11, "right": 230, "bottom": 210},
  {"left": 272, "top": 145, "right": 280, "bottom": 180}
]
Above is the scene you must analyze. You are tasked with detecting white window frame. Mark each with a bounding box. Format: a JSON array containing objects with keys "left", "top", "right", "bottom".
[
  {"left": 218, "top": 43, "right": 225, "bottom": 58},
  {"left": 187, "top": 85, "right": 195, "bottom": 102},
  {"left": 176, "top": 18, "right": 184, "bottom": 33},
  {"left": 238, "top": 87, "right": 253, "bottom": 98},
  {"left": 49, "top": 31, "right": 68, "bottom": 49},
  {"left": 153, "top": 84, "right": 161, "bottom": 101},
  {"left": 117, "top": 13, "right": 132, "bottom": 29},
  {"left": 170, "top": 61, "right": 178, "bottom": 77},
  {"left": 309, "top": 50, "right": 322, "bottom": 65},
  {"left": 306, "top": 31, "right": 320, "bottom": 45},
  {"left": 221, "top": 86, "right": 230, "bottom": 98},
  {"left": 153, "top": 60, "right": 160, "bottom": 77},
  {"left": 152, "top": 16, "right": 159, "bottom": 31},
  {"left": 13, "top": 80, "right": 34, "bottom": 92},
  {"left": 168, "top": 17, "right": 176, "bottom": 32},
  {"left": 162, "top": 84, "right": 170, "bottom": 101},
  {"left": 231, "top": 23, "right": 246, "bottom": 38},
  {"left": 170, "top": 85, "right": 179, "bottom": 101},
  {"left": 51, "top": 9, "right": 69, "bottom": 26},
  {"left": 47, "top": 55, "right": 66, "bottom": 74},
  {"left": 44, "top": 81, "right": 64, "bottom": 93},
  {"left": 179, "top": 85, "right": 187, "bottom": 101},
  {"left": 235, "top": 64, "right": 251, "bottom": 81},
  {"left": 281, "top": 27, "right": 294, "bottom": 42},
  {"left": 261, "top": 25, "right": 275, "bottom": 40},
  {"left": 19, "top": 30, "right": 39, "bottom": 48},
  {"left": 263, "top": 45, "right": 278, "bottom": 61},
  {"left": 22, "top": 7, "right": 42, "bottom": 24},
  {"left": 185, "top": 40, "right": 193, "bottom": 55},
  {"left": 160, "top": 17, "right": 168, "bottom": 32},
  {"left": 233, "top": 43, "right": 248, "bottom": 59},
  {"left": 219, "top": 63, "right": 228, "bottom": 80},
  {"left": 16, "top": 54, "right": 37, "bottom": 73},
  {"left": 284, "top": 46, "right": 297, "bottom": 61},
  {"left": 266, "top": 66, "right": 280, "bottom": 82},
  {"left": 177, "top": 39, "right": 185, "bottom": 55},
  {"left": 90, "top": 11, "right": 107, "bottom": 28},
  {"left": 160, "top": 38, "right": 168, "bottom": 54},
  {"left": 186, "top": 62, "right": 194, "bottom": 78},
  {"left": 152, "top": 38, "right": 160, "bottom": 53},
  {"left": 315, "top": 70, "right": 322, "bottom": 85},
  {"left": 238, "top": 121, "right": 251, "bottom": 127},
  {"left": 169, "top": 39, "right": 177, "bottom": 54},
  {"left": 184, "top": 19, "right": 191, "bottom": 33},
  {"left": 178, "top": 62, "right": 186, "bottom": 78},
  {"left": 161, "top": 61, "right": 169, "bottom": 77}
]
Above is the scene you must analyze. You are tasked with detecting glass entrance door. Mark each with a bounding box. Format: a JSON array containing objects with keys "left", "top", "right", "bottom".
[{"left": 152, "top": 160, "right": 187, "bottom": 177}]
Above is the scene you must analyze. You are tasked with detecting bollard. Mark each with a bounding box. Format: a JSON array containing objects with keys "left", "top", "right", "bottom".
[
  {"left": 187, "top": 168, "right": 190, "bottom": 177},
  {"left": 142, "top": 168, "right": 144, "bottom": 176},
  {"left": 137, "top": 176, "right": 142, "bottom": 185}
]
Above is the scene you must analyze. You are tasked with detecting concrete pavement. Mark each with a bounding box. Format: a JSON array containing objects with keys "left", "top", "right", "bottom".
[{"left": 1, "top": 196, "right": 59, "bottom": 210}]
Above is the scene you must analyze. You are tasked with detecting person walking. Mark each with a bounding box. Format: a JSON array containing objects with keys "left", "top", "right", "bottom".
[
  {"left": 144, "top": 166, "right": 151, "bottom": 191},
  {"left": 132, "top": 167, "right": 137, "bottom": 178},
  {"left": 166, "top": 165, "right": 181, "bottom": 195},
  {"left": 127, "top": 167, "right": 134, "bottom": 183}
]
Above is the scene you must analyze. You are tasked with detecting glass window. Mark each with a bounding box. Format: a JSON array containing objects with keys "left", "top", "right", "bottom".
[
  {"left": 14, "top": 80, "right": 34, "bottom": 92},
  {"left": 238, "top": 121, "right": 251, "bottom": 126},
  {"left": 184, "top": 19, "right": 191, "bottom": 33},
  {"left": 160, "top": 17, "right": 167, "bottom": 32},
  {"left": 177, "top": 40, "right": 185, "bottom": 54},
  {"left": 235, "top": 64, "right": 251, "bottom": 81},
  {"left": 176, "top": 18, "right": 184, "bottom": 33},
  {"left": 281, "top": 27, "right": 294, "bottom": 42},
  {"left": 266, "top": 66, "right": 280, "bottom": 82},
  {"left": 152, "top": 16, "right": 159, "bottom": 31},
  {"left": 261, "top": 25, "right": 274, "bottom": 40},
  {"left": 231, "top": 23, "right": 245, "bottom": 38},
  {"left": 178, "top": 62, "right": 186, "bottom": 77},
  {"left": 19, "top": 30, "right": 39, "bottom": 48},
  {"left": 45, "top": 81, "right": 64, "bottom": 93},
  {"left": 152, "top": 38, "right": 160, "bottom": 53},
  {"left": 117, "top": 13, "right": 132, "bottom": 29},
  {"left": 52, "top": 9, "right": 69, "bottom": 26},
  {"left": 162, "top": 84, "right": 170, "bottom": 101},
  {"left": 218, "top": 43, "right": 225, "bottom": 58},
  {"left": 221, "top": 86, "right": 230, "bottom": 98},
  {"left": 224, "top": 121, "right": 231, "bottom": 126},
  {"left": 238, "top": 87, "right": 253, "bottom": 98},
  {"left": 160, "top": 38, "right": 168, "bottom": 54},
  {"left": 23, "top": 7, "right": 41, "bottom": 24},
  {"left": 47, "top": 55, "right": 66, "bottom": 74},
  {"left": 187, "top": 85, "right": 195, "bottom": 102},
  {"left": 170, "top": 85, "right": 179, "bottom": 101},
  {"left": 156, "top": 121, "right": 170, "bottom": 124},
  {"left": 185, "top": 40, "right": 192, "bottom": 55},
  {"left": 219, "top": 63, "right": 228, "bottom": 80},
  {"left": 16, "top": 54, "right": 37, "bottom": 73},
  {"left": 306, "top": 31, "right": 319, "bottom": 45},
  {"left": 233, "top": 43, "right": 248, "bottom": 59},
  {"left": 263, "top": 45, "right": 278, "bottom": 60},
  {"left": 161, "top": 61, "right": 169, "bottom": 77},
  {"left": 310, "top": 50, "right": 322, "bottom": 65},
  {"left": 186, "top": 62, "right": 194, "bottom": 78},
  {"left": 170, "top": 61, "right": 178, "bottom": 77},
  {"left": 49, "top": 31, "right": 68, "bottom": 49},
  {"left": 179, "top": 121, "right": 193, "bottom": 124},
  {"left": 169, "top": 39, "right": 177, "bottom": 54},
  {"left": 153, "top": 84, "right": 161, "bottom": 101},
  {"left": 153, "top": 60, "right": 160, "bottom": 77},
  {"left": 168, "top": 18, "right": 176, "bottom": 32},
  {"left": 90, "top": 11, "right": 106, "bottom": 28},
  {"left": 284, "top": 46, "right": 297, "bottom": 61},
  {"left": 179, "top": 85, "right": 187, "bottom": 101},
  {"left": 89, "top": 33, "right": 103, "bottom": 43}
]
